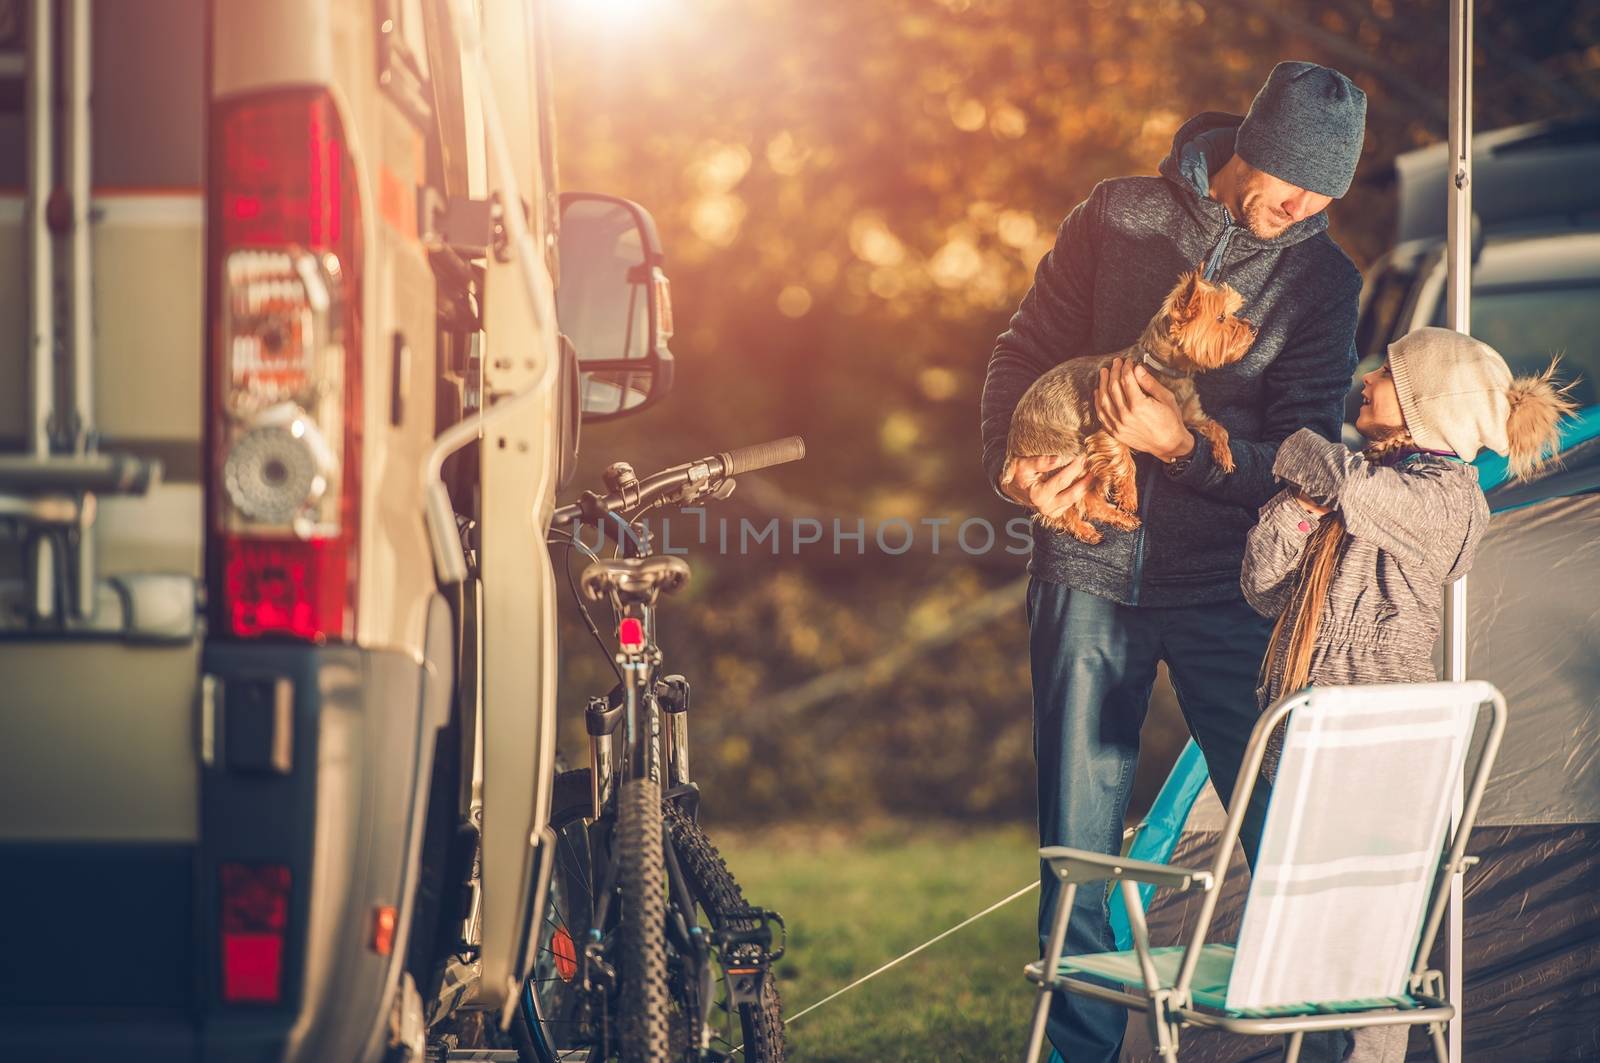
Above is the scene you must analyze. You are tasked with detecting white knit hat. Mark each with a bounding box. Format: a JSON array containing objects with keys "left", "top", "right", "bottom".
[{"left": 1387, "top": 326, "right": 1513, "bottom": 460}]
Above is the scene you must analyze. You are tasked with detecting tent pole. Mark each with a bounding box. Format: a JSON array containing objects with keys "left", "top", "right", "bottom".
[{"left": 1444, "top": 0, "right": 1473, "bottom": 1060}]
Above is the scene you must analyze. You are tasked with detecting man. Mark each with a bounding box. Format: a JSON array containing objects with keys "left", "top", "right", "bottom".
[{"left": 980, "top": 62, "right": 1367, "bottom": 1062}]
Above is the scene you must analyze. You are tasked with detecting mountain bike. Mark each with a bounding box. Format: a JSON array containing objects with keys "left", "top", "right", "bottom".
[{"left": 518, "top": 437, "right": 805, "bottom": 1063}]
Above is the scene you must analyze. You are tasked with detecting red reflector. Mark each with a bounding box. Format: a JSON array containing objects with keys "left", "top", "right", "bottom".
[
  {"left": 618, "top": 617, "right": 645, "bottom": 649},
  {"left": 219, "top": 862, "right": 290, "bottom": 1004},
  {"left": 371, "top": 904, "right": 397, "bottom": 956},
  {"left": 552, "top": 927, "right": 577, "bottom": 982},
  {"left": 222, "top": 932, "right": 284, "bottom": 1003},
  {"left": 223, "top": 536, "right": 351, "bottom": 641}
]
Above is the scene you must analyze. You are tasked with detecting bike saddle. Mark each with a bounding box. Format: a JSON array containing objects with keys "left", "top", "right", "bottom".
[{"left": 580, "top": 556, "right": 692, "bottom": 603}]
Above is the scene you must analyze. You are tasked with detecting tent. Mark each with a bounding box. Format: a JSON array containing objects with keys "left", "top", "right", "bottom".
[{"left": 1115, "top": 415, "right": 1600, "bottom": 1061}]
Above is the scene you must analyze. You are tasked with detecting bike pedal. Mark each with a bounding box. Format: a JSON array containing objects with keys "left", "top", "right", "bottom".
[{"left": 713, "top": 906, "right": 786, "bottom": 963}]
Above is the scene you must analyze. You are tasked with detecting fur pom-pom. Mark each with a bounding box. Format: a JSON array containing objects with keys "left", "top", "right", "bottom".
[{"left": 1505, "top": 357, "right": 1580, "bottom": 482}]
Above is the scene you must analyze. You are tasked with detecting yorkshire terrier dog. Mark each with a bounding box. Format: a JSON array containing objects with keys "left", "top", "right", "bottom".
[{"left": 1002, "top": 267, "right": 1257, "bottom": 543}]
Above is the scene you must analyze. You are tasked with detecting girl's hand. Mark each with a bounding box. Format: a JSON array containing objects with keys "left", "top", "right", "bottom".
[{"left": 1292, "top": 490, "right": 1330, "bottom": 517}]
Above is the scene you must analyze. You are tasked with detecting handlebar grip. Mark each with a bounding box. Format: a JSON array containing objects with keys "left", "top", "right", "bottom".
[{"left": 720, "top": 436, "right": 806, "bottom": 478}]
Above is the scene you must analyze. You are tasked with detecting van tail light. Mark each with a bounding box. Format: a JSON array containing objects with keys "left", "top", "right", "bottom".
[
  {"left": 219, "top": 862, "right": 291, "bottom": 1004},
  {"left": 207, "top": 90, "right": 363, "bottom": 642}
]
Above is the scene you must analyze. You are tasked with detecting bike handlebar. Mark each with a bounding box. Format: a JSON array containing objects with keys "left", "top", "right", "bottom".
[
  {"left": 551, "top": 435, "right": 806, "bottom": 529},
  {"left": 720, "top": 435, "right": 807, "bottom": 478}
]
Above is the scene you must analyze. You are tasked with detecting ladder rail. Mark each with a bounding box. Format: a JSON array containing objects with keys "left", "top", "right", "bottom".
[
  {"left": 65, "top": 0, "right": 96, "bottom": 617},
  {"left": 26, "top": 0, "right": 54, "bottom": 459}
]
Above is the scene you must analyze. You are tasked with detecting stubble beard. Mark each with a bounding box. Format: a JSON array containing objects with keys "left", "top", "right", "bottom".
[{"left": 1240, "top": 192, "right": 1294, "bottom": 240}]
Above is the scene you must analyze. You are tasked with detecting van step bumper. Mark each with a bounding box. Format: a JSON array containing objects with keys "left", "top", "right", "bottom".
[{"left": 0, "top": 594, "right": 453, "bottom": 1063}]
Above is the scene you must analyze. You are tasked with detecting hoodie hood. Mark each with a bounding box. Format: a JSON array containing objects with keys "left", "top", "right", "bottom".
[{"left": 1157, "top": 111, "right": 1330, "bottom": 250}]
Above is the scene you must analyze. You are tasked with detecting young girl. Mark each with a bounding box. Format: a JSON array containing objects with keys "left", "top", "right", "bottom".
[{"left": 1241, "top": 325, "right": 1576, "bottom": 1063}]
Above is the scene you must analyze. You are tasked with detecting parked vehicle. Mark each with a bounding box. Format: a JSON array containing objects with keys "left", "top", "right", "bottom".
[
  {"left": 0, "top": 2, "right": 675, "bottom": 1060},
  {"left": 1346, "top": 115, "right": 1600, "bottom": 443}
]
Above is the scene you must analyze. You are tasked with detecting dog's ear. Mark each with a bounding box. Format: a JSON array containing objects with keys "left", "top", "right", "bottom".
[{"left": 1171, "top": 268, "right": 1205, "bottom": 322}]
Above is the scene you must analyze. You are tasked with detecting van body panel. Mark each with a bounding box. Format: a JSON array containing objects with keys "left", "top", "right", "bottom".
[
  {"left": 360, "top": 102, "right": 444, "bottom": 656},
  {"left": 90, "top": 196, "right": 206, "bottom": 446},
  {"left": 0, "top": 640, "right": 202, "bottom": 842},
  {"left": 211, "top": 0, "right": 338, "bottom": 100}
]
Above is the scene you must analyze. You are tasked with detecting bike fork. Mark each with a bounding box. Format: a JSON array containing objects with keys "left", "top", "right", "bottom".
[{"left": 659, "top": 674, "right": 692, "bottom": 788}]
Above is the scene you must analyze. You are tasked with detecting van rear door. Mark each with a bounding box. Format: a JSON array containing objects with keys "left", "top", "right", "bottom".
[{"left": 0, "top": 0, "right": 206, "bottom": 1033}]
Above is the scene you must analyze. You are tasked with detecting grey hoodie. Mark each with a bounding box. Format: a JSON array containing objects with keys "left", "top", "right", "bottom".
[
  {"left": 980, "top": 112, "right": 1362, "bottom": 606},
  {"left": 1243, "top": 428, "right": 1490, "bottom": 708}
]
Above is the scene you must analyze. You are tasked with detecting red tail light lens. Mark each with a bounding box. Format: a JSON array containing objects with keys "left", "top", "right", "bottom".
[
  {"left": 222, "top": 537, "right": 349, "bottom": 641},
  {"left": 219, "top": 862, "right": 291, "bottom": 1004},
  {"left": 208, "top": 91, "right": 362, "bottom": 642},
  {"left": 219, "top": 96, "right": 345, "bottom": 248}
]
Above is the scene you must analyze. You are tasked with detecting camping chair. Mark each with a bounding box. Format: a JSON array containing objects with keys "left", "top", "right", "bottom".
[{"left": 1021, "top": 680, "right": 1506, "bottom": 1063}]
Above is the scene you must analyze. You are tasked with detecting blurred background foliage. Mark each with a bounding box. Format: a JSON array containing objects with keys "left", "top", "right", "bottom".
[{"left": 546, "top": 0, "right": 1600, "bottom": 825}]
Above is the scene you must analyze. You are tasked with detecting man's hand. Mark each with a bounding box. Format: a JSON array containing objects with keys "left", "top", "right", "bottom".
[
  {"left": 1095, "top": 358, "right": 1194, "bottom": 463},
  {"left": 1001, "top": 454, "right": 1092, "bottom": 523}
]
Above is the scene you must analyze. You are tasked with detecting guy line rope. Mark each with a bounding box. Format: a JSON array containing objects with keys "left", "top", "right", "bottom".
[{"left": 730, "top": 878, "right": 1044, "bottom": 1055}]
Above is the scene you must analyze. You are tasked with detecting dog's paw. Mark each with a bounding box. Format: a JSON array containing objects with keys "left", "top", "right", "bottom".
[
  {"left": 1193, "top": 421, "right": 1236, "bottom": 473},
  {"left": 1037, "top": 509, "right": 1102, "bottom": 544},
  {"left": 1067, "top": 524, "right": 1103, "bottom": 545},
  {"left": 1211, "top": 440, "right": 1236, "bottom": 473}
]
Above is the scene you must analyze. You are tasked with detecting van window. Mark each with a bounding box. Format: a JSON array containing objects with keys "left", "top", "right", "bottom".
[
  {"left": 1355, "top": 264, "right": 1415, "bottom": 365},
  {"left": 1430, "top": 283, "right": 1600, "bottom": 408}
]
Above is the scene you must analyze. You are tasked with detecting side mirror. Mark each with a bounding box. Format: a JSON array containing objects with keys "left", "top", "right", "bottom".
[{"left": 557, "top": 193, "right": 676, "bottom": 421}]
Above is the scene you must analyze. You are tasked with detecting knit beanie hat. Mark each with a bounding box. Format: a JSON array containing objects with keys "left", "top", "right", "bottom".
[
  {"left": 1236, "top": 61, "right": 1367, "bottom": 199},
  {"left": 1388, "top": 326, "right": 1576, "bottom": 480}
]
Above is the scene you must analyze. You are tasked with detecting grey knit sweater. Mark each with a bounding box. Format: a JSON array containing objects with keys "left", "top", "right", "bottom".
[
  {"left": 1242, "top": 428, "right": 1490, "bottom": 710},
  {"left": 980, "top": 113, "right": 1362, "bottom": 606}
]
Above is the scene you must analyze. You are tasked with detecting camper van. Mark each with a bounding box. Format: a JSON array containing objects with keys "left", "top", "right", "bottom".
[{"left": 0, "top": 2, "right": 673, "bottom": 1060}]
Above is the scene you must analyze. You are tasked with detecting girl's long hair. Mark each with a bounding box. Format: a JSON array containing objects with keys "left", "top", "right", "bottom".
[{"left": 1264, "top": 432, "right": 1415, "bottom": 696}]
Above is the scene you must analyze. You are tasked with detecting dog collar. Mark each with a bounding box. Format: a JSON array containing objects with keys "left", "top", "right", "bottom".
[{"left": 1134, "top": 340, "right": 1184, "bottom": 379}]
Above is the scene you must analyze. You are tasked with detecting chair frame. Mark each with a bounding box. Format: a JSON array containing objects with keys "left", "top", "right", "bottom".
[{"left": 1021, "top": 681, "right": 1507, "bottom": 1063}]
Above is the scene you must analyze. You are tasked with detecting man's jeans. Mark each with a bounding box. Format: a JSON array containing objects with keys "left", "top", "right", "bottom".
[{"left": 1027, "top": 577, "right": 1274, "bottom": 1063}]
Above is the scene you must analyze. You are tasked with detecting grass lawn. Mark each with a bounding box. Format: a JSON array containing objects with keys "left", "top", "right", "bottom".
[{"left": 715, "top": 819, "right": 1045, "bottom": 1062}]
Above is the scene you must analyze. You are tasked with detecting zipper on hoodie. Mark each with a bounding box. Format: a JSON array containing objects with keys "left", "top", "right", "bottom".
[{"left": 1128, "top": 207, "right": 1240, "bottom": 604}]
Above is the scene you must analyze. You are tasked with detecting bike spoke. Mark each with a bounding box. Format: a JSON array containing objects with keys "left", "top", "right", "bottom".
[
  {"left": 546, "top": 903, "right": 572, "bottom": 934},
  {"left": 558, "top": 830, "right": 593, "bottom": 905}
]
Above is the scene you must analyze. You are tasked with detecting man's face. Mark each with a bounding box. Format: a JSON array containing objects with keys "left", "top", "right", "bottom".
[{"left": 1236, "top": 164, "right": 1333, "bottom": 239}]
